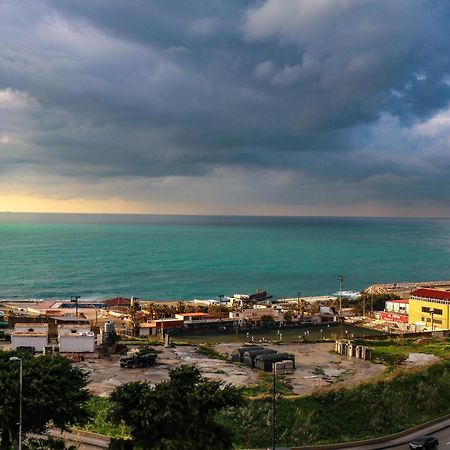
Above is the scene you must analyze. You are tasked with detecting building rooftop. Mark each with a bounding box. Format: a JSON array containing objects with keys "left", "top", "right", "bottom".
[
  {"left": 386, "top": 299, "right": 409, "bottom": 304},
  {"left": 15, "top": 322, "right": 49, "bottom": 328},
  {"left": 105, "top": 297, "right": 130, "bottom": 307},
  {"left": 411, "top": 288, "right": 450, "bottom": 301},
  {"left": 176, "top": 312, "right": 211, "bottom": 317},
  {"left": 59, "top": 328, "right": 94, "bottom": 337}
]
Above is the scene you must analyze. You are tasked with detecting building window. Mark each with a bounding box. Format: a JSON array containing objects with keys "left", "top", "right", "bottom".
[{"left": 421, "top": 307, "right": 443, "bottom": 315}]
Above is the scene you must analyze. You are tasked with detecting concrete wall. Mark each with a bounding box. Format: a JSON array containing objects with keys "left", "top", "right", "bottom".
[
  {"left": 59, "top": 335, "right": 95, "bottom": 353},
  {"left": 139, "top": 327, "right": 151, "bottom": 337},
  {"left": 11, "top": 335, "right": 48, "bottom": 351}
]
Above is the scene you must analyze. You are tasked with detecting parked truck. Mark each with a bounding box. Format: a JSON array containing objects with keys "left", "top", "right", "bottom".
[{"left": 120, "top": 349, "right": 158, "bottom": 368}]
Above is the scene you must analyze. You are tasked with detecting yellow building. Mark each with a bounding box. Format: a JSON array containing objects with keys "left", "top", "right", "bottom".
[{"left": 408, "top": 288, "right": 450, "bottom": 331}]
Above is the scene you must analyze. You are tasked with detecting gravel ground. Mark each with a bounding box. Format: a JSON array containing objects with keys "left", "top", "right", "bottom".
[
  {"left": 216, "top": 342, "right": 386, "bottom": 395},
  {"left": 3, "top": 340, "right": 435, "bottom": 397},
  {"left": 74, "top": 345, "right": 259, "bottom": 397}
]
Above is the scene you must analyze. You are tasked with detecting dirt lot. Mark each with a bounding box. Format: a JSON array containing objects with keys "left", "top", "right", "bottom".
[
  {"left": 216, "top": 342, "right": 386, "bottom": 395},
  {"left": 74, "top": 345, "right": 260, "bottom": 397},
  {"left": 74, "top": 342, "right": 386, "bottom": 397}
]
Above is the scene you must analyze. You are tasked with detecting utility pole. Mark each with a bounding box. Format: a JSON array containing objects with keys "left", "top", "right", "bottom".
[
  {"left": 297, "top": 291, "right": 301, "bottom": 320},
  {"left": 219, "top": 294, "right": 224, "bottom": 325},
  {"left": 338, "top": 275, "right": 344, "bottom": 317},
  {"left": 71, "top": 295, "right": 80, "bottom": 318}
]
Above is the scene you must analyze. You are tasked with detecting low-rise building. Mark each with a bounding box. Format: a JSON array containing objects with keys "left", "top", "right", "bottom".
[
  {"left": 385, "top": 299, "right": 409, "bottom": 314},
  {"left": 174, "top": 312, "right": 212, "bottom": 322},
  {"left": 138, "top": 318, "right": 184, "bottom": 337},
  {"left": 408, "top": 288, "right": 450, "bottom": 330},
  {"left": 230, "top": 307, "right": 284, "bottom": 327},
  {"left": 11, "top": 323, "right": 49, "bottom": 351},
  {"left": 379, "top": 299, "right": 410, "bottom": 327},
  {"left": 58, "top": 325, "right": 95, "bottom": 353}
]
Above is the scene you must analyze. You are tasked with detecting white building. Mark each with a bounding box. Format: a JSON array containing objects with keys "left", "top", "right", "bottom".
[
  {"left": 385, "top": 299, "right": 409, "bottom": 314},
  {"left": 58, "top": 325, "right": 95, "bottom": 353},
  {"left": 11, "top": 323, "right": 49, "bottom": 352},
  {"left": 230, "top": 307, "right": 284, "bottom": 326}
]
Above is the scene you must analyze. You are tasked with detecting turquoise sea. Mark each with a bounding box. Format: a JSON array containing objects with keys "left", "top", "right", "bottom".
[{"left": 1, "top": 213, "right": 450, "bottom": 301}]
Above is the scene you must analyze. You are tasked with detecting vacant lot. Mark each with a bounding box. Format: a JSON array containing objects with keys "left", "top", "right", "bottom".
[
  {"left": 75, "top": 345, "right": 259, "bottom": 396},
  {"left": 76, "top": 341, "right": 386, "bottom": 397},
  {"left": 216, "top": 342, "right": 386, "bottom": 395}
]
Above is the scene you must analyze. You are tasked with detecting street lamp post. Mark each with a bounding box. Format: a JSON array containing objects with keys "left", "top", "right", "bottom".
[
  {"left": 9, "top": 356, "right": 22, "bottom": 450},
  {"left": 272, "top": 362, "right": 277, "bottom": 450},
  {"left": 430, "top": 308, "right": 435, "bottom": 332},
  {"left": 297, "top": 292, "right": 301, "bottom": 321},
  {"left": 338, "top": 275, "right": 344, "bottom": 316}
]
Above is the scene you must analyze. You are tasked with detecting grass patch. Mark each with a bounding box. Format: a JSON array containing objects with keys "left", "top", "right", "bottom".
[
  {"left": 220, "top": 359, "right": 450, "bottom": 448},
  {"left": 350, "top": 337, "right": 450, "bottom": 369},
  {"left": 312, "top": 366, "right": 325, "bottom": 376},
  {"left": 241, "top": 373, "right": 293, "bottom": 397},
  {"left": 82, "top": 396, "right": 131, "bottom": 439},
  {"left": 195, "top": 344, "right": 227, "bottom": 360}
]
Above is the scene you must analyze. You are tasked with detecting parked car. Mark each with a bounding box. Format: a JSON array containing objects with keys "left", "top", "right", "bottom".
[{"left": 409, "top": 436, "right": 439, "bottom": 449}]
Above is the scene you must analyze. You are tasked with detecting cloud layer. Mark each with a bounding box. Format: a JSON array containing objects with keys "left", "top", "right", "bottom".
[{"left": 1, "top": 0, "right": 450, "bottom": 215}]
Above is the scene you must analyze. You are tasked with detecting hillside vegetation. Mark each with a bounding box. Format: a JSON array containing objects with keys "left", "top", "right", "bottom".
[{"left": 220, "top": 359, "right": 450, "bottom": 448}]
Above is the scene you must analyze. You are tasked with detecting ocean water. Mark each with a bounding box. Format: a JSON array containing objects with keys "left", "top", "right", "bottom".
[{"left": 1, "top": 213, "right": 450, "bottom": 301}]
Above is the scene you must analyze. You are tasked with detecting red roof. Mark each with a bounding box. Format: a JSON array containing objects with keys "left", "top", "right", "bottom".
[
  {"left": 411, "top": 288, "right": 450, "bottom": 301},
  {"left": 105, "top": 297, "right": 131, "bottom": 307},
  {"left": 387, "top": 299, "right": 409, "bottom": 304},
  {"left": 176, "top": 312, "right": 210, "bottom": 317}
]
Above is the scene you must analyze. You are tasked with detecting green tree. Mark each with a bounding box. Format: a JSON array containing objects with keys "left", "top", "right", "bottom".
[
  {"left": 109, "top": 365, "right": 244, "bottom": 450},
  {"left": 0, "top": 350, "right": 89, "bottom": 449},
  {"left": 356, "top": 293, "right": 401, "bottom": 315},
  {"left": 260, "top": 315, "right": 274, "bottom": 328}
]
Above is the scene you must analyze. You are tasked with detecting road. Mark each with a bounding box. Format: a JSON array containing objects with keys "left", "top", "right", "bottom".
[
  {"left": 289, "top": 417, "right": 450, "bottom": 450},
  {"left": 352, "top": 420, "right": 450, "bottom": 450}
]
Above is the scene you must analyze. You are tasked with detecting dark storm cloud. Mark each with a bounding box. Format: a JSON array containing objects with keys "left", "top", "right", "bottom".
[{"left": 1, "top": 0, "right": 450, "bottom": 211}]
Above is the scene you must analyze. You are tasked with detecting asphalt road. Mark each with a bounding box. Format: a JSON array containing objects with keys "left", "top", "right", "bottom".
[
  {"left": 287, "top": 417, "right": 450, "bottom": 450},
  {"left": 338, "top": 418, "right": 450, "bottom": 450}
]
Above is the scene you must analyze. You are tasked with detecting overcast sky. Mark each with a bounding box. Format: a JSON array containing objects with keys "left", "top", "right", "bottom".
[{"left": 1, "top": 0, "right": 450, "bottom": 216}]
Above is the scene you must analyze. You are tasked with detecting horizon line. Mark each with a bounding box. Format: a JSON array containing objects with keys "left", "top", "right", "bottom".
[{"left": 1, "top": 211, "right": 449, "bottom": 220}]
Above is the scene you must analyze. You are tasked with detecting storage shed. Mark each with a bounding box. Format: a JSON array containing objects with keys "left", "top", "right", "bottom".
[
  {"left": 231, "top": 345, "right": 263, "bottom": 362},
  {"left": 242, "top": 348, "right": 277, "bottom": 368},
  {"left": 254, "top": 352, "right": 296, "bottom": 372}
]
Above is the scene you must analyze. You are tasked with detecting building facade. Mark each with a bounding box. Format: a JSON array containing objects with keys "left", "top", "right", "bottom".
[
  {"left": 408, "top": 288, "right": 450, "bottom": 331},
  {"left": 11, "top": 323, "right": 49, "bottom": 351},
  {"left": 58, "top": 325, "right": 96, "bottom": 353}
]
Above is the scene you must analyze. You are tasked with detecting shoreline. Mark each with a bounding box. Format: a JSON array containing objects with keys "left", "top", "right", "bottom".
[{"left": 2, "top": 279, "right": 450, "bottom": 305}]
